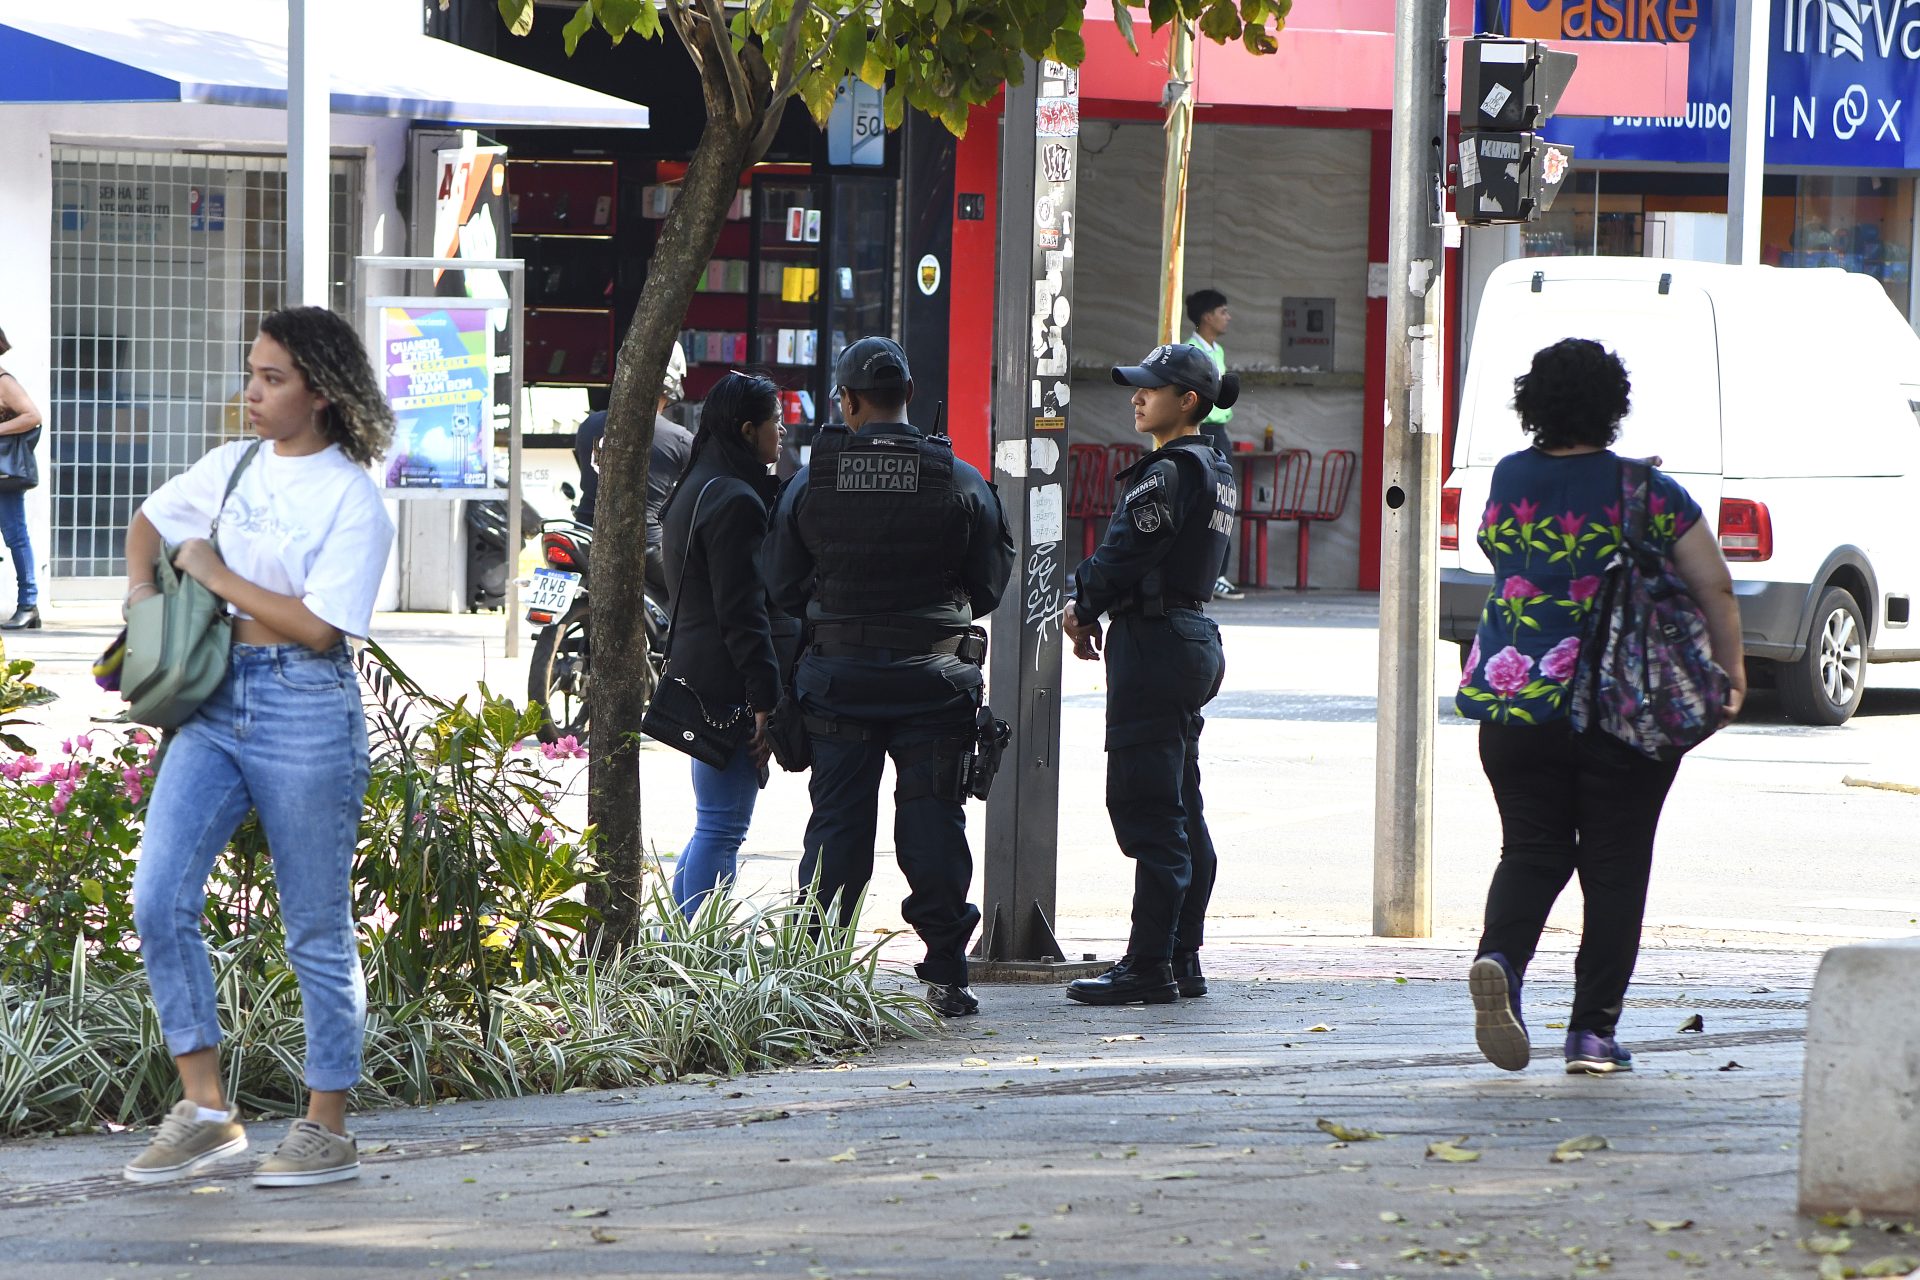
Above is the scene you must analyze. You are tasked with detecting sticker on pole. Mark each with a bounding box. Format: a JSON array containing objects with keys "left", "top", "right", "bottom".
[
  {"left": 1541, "top": 144, "right": 1570, "bottom": 188},
  {"left": 917, "top": 254, "right": 942, "bottom": 296},
  {"left": 1458, "top": 139, "right": 1482, "bottom": 190},
  {"left": 1479, "top": 83, "right": 1512, "bottom": 120}
]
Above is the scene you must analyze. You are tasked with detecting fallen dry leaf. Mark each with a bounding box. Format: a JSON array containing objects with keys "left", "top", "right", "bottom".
[
  {"left": 1860, "top": 1255, "right": 1920, "bottom": 1277},
  {"left": 994, "top": 1224, "right": 1033, "bottom": 1240},
  {"left": 827, "top": 1149, "right": 858, "bottom": 1163},
  {"left": 1316, "top": 1119, "right": 1385, "bottom": 1143},
  {"left": 569, "top": 1207, "right": 609, "bottom": 1219},
  {"left": 1142, "top": 1171, "right": 1198, "bottom": 1181},
  {"left": 740, "top": 1109, "right": 790, "bottom": 1124},
  {"left": 886, "top": 1081, "right": 915, "bottom": 1090},
  {"left": 962, "top": 1057, "right": 991, "bottom": 1066},
  {"left": 1818, "top": 1210, "right": 1867, "bottom": 1230},
  {"left": 1802, "top": 1234, "right": 1855, "bottom": 1255},
  {"left": 1677, "top": 1014, "right": 1705, "bottom": 1033},
  {"left": 1101, "top": 1035, "right": 1145, "bottom": 1043},
  {"left": 1646, "top": 1219, "right": 1695, "bottom": 1233},
  {"left": 190, "top": 1186, "right": 224, "bottom": 1195},
  {"left": 1718, "top": 1060, "right": 1747, "bottom": 1072},
  {"left": 1425, "top": 1138, "right": 1481, "bottom": 1163},
  {"left": 590, "top": 1227, "right": 618, "bottom": 1245},
  {"left": 1551, "top": 1135, "right": 1610, "bottom": 1163},
  {"left": 1304, "top": 1024, "right": 1334, "bottom": 1033},
  {"left": 360, "top": 1141, "right": 392, "bottom": 1155}
]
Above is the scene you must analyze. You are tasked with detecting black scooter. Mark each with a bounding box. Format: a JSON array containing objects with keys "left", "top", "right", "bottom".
[{"left": 525, "top": 517, "right": 669, "bottom": 744}]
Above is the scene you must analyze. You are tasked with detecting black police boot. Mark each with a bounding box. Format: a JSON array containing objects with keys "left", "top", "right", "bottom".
[
  {"left": 1066, "top": 957, "right": 1178, "bottom": 1006},
  {"left": 925, "top": 983, "right": 980, "bottom": 1018},
  {"left": 0, "top": 606, "right": 40, "bottom": 631},
  {"left": 1173, "top": 952, "right": 1207, "bottom": 998}
]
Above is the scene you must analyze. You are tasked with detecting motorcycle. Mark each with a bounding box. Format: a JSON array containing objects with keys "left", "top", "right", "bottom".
[{"left": 525, "top": 518, "right": 669, "bottom": 745}]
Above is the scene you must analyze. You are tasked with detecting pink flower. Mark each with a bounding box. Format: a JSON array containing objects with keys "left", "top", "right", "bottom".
[
  {"left": 1459, "top": 637, "right": 1482, "bottom": 689},
  {"left": 1511, "top": 497, "right": 1541, "bottom": 527},
  {"left": 1501, "top": 575, "right": 1542, "bottom": 601},
  {"left": 1568, "top": 575, "right": 1601, "bottom": 604},
  {"left": 1483, "top": 646, "right": 1535, "bottom": 697},
  {"left": 51, "top": 779, "right": 77, "bottom": 816},
  {"left": 130, "top": 729, "right": 153, "bottom": 746},
  {"left": 411, "top": 811, "right": 430, "bottom": 829},
  {"left": 1602, "top": 502, "right": 1622, "bottom": 526},
  {"left": 1554, "top": 510, "right": 1586, "bottom": 535},
  {"left": 0, "top": 755, "right": 34, "bottom": 781},
  {"left": 537, "top": 827, "right": 558, "bottom": 846},
  {"left": 122, "top": 780, "right": 144, "bottom": 805},
  {"left": 1480, "top": 501, "right": 1502, "bottom": 530},
  {"left": 1540, "top": 635, "right": 1582, "bottom": 683},
  {"left": 60, "top": 738, "right": 73, "bottom": 756},
  {"left": 1649, "top": 493, "right": 1668, "bottom": 517},
  {"left": 39, "top": 761, "right": 73, "bottom": 783},
  {"left": 75, "top": 733, "right": 93, "bottom": 752},
  {"left": 541, "top": 735, "right": 586, "bottom": 761}
]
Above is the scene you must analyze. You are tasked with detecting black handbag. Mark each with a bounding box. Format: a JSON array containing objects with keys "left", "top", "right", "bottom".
[
  {"left": 641, "top": 478, "right": 754, "bottom": 769},
  {"left": 0, "top": 425, "right": 40, "bottom": 492}
]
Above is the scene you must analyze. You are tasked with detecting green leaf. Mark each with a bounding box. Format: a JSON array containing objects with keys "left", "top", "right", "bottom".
[
  {"left": 1509, "top": 707, "right": 1537, "bottom": 724},
  {"left": 595, "top": 0, "right": 653, "bottom": 39},
  {"left": 78, "top": 880, "right": 103, "bottom": 906},
  {"left": 1050, "top": 26, "right": 1087, "bottom": 65},
  {"left": 858, "top": 47, "right": 890, "bottom": 88},
  {"left": 884, "top": 83, "right": 906, "bottom": 130},
  {"left": 1198, "top": 0, "right": 1243, "bottom": 42},
  {"left": 833, "top": 18, "right": 869, "bottom": 75},
  {"left": 1111, "top": 0, "right": 1139, "bottom": 52},
  {"left": 496, "top": 0, "right": 535, "bottom": 37},
  {"left": 561, "top": 2, "right": 595, "bottom": 53}
]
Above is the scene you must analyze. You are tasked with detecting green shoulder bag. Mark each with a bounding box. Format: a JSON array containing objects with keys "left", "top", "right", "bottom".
[{"left": 122, "top": 441, "right": 263, "bottom": 729}]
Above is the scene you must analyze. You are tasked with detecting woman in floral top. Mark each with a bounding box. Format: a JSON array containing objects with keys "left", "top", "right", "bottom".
[{"left": 1460, "top": 338, "right": 1745, "bottom": 1076}]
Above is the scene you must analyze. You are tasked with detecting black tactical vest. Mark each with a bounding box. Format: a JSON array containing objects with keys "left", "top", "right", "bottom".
[
  {"left": 1128, "top": 441, "right": 1236, "bottom": 608},
  {"left": 799, "top": 426, "right": 971, "bottom": 616}
]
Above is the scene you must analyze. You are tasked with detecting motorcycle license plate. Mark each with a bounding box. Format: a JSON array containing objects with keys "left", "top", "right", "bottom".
[{"left": 525, "top": 568, "right": 581, "bottom": 620}]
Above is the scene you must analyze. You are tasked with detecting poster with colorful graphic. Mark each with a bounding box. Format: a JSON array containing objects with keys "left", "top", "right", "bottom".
[{"left": 378, "top": 304, "right": 499, "bottom": 495}]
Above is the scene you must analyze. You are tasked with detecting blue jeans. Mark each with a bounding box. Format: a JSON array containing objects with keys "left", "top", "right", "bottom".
[
  {"left": 670, "top": 746, "right": 760, "bottom": 918},
  {"left": 0, "top": 489, "right": 36, "bottom": 608},
  {"left": 133, "top": 644, "right": 371, "bottom": 1092}
]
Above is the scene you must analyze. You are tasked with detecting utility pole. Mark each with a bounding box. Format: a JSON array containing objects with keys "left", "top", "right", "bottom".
[
  {"left": 1156, "top": 19, "right": 1196, "bottom": 346},
  {"left": 1372, "top": 0, "right": 1449, "bottom": 938},
  {"left": 287, "top": 0, "right": 330, "bottom": 306},
  {"left": 979, "top": 59, "right": 1094, "bottom": 972},
  {"left": 1727, "top": 0, "right": 1771, "bottom": 265}
]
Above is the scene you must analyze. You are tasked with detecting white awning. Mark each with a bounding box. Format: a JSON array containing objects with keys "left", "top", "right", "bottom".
[{"left": 0, "top": 0, "right": 649, "bottom": 129}]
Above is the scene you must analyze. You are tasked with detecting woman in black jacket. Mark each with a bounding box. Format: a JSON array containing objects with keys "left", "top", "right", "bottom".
[{"left": 659, "top": 372, "right": 792, "bottom": 916}]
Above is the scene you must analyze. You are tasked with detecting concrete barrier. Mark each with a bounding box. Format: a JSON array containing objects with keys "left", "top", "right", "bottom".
[{"left": 1799, "top": 936, "right": 1920, "bottom": 1216}]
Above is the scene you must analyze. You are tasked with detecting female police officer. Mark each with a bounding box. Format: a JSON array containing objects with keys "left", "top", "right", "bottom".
[{"left": 1060, "top": 344, "right": 1239, "bottom": 1005}]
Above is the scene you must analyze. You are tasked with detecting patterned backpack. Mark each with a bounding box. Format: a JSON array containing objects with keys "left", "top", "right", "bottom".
[{"left": 1569, "top": 459, "right": 1730, "bottom": 761}]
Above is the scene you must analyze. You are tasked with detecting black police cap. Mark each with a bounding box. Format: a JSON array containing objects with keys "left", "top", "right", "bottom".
[
  {"left": 1111, "top": 343, "right": 1238, "bottom": 409},
  {"left": 835, "top": 336, "right": 911, "bottom": 391}
]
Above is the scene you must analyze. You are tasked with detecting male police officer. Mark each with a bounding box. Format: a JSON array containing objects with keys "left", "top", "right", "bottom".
[
  {"left": 759, "top": 337, "right": 1015, "bottom": 1017},
  {"left": 1059, "top": 343, "right": 1238, "bottom": 1006}
]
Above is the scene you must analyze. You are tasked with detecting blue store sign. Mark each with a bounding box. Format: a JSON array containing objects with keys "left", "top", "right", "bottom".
[{"left": 1481, "top": 0, "right": 1920, "bottom": 169}]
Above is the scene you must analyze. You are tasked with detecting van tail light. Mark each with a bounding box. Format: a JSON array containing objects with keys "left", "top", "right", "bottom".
[
  {"left": 1719, "top": 497, "right": 1773, "bottom": 561},
  {"left": 1440, "top": 487, "right": 1461, "bottom": 551},
  {"left": 541, "top": 533, "right": 581, "bottom": 569}
]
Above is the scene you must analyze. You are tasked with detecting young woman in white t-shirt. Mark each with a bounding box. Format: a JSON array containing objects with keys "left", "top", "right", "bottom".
[{"left": 122, "top": 307, "right": 395, "bottom": 1188}]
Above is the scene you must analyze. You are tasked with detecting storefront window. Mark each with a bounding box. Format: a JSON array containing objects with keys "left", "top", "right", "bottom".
[
  {"left": 49, "top": 147, "right": 359, "bottom": 579},
  {"left": 1517, "top": 171, "right": 1915, "bottom": 315},
  {"left": 1781, "top": 176, "right": 1912, "bottom": 311}
]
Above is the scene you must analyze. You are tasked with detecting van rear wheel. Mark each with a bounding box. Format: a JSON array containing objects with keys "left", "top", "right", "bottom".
[{"left": 1776, "top": 586, "right": 1866, "bottom": 726}]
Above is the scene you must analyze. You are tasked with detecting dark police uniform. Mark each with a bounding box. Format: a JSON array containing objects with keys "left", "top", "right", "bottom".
[
  {"left": 1066, "top": 344, "right": 1235, "bottom": 1005},
  {"left": 757, "top": 338, "right": 1015, "bottom": 1006}
]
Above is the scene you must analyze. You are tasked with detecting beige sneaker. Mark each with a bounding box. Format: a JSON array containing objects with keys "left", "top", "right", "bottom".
[
  {"left": 253, "top": 1119, "right": 360, "bottom": 1187},
  {"left": 123, "top": 1099, "right": 248, "bottom": 1183}
]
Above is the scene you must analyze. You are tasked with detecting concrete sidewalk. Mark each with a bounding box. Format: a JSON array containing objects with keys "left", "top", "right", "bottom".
[{"left": 2, "top": 938, "right": 1895, "bottom": 1280}]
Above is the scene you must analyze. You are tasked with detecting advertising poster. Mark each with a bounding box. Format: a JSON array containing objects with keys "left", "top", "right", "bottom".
[{"left": 379, "top": 304, "right": 498, "bottom": 495}]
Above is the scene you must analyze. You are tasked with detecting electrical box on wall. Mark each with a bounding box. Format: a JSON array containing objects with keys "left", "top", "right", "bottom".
[{"left": 1280, "top": 296, "right": 1336, "bottom": 372}]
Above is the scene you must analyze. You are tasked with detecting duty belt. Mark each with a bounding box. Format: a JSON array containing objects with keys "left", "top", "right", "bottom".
[
  {"left": 1110, "top": 596, "right": 1207, "bottom": 618},
  {"left": 807, "top": 619, "right": 985, "bottom": 663}
]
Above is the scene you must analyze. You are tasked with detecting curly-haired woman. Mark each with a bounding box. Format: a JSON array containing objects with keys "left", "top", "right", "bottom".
[
  {"left": 1459, "top": 338, "right": 1744, "bottom": 1076},
  {"left": 122, "top": 307, "right": 394, "bottom": 1186}
]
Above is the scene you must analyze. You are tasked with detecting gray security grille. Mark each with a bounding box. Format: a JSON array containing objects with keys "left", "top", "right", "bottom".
[{"left": 47, "top": 147, "right": 360, "bottom": 579}]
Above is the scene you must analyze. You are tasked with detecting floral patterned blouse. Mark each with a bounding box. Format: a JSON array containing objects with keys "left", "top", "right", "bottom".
[{"left": 1457, "top": 449, "right": 1701, "bottom": 726}]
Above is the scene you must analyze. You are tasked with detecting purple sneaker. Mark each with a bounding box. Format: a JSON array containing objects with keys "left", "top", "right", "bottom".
[
  {"left": 1469, "top": 953, "right": 1530, "bottom": 1071},
  {"left": 1564, "top": 1031, "right": 1634, "bottom": 1075}
]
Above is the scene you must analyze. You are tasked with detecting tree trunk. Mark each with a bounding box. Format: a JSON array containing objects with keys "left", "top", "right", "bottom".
[{"left": 586, "top": 38, "right": 761, "bottom": 947}]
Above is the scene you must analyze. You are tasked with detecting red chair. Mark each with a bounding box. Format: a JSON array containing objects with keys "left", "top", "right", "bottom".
[
  {"left": 1237, "top": 448, "right": 1310, "bottom": 588},
  {"left": 1067, "top": 442, "right": 1112, "bottom": 558},
  {"left": 1291, "top": 449, "right": 1356, "bottom": 592}
]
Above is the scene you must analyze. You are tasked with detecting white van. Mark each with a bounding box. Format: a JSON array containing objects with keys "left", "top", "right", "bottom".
[{"left": 1440, "top": 257, "right": 1920, "bottom": 725}]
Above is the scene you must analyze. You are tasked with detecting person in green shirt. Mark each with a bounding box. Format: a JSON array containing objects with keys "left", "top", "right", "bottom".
[{"left": 1186, "top": 289, "right": 1243, "bottom": 600}]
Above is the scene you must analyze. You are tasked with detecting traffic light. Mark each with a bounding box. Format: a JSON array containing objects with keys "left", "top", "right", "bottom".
[{"left": 1458, "top": 36, "right": 1578, "bottom": 225}]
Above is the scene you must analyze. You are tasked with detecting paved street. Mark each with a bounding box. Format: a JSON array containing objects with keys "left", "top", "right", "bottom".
[
  {"left": 12, "top": 591, "right": 1919, "bottom": 957},
  {"left": 5, "top": 594, "right": 1917, "bottom": 1278}
]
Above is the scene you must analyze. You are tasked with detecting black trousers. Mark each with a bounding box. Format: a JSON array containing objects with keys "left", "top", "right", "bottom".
[
  {"left": 1476, "top": 720, "right": 1682, "bottom": 1035},
  {"left": 1103, "top": 611, "right": 1226, "bottom": 961},
  {"left": 795, "top": 653, "right": 983, "bottom": 986},
  {"left": 1198, "top": 423, "right": 1234, "bottom": 579}
]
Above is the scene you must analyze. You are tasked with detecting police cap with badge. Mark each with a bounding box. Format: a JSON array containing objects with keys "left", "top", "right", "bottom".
[{"left": 1107, "top": 344, "right": 1239, "bottom": 537}]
